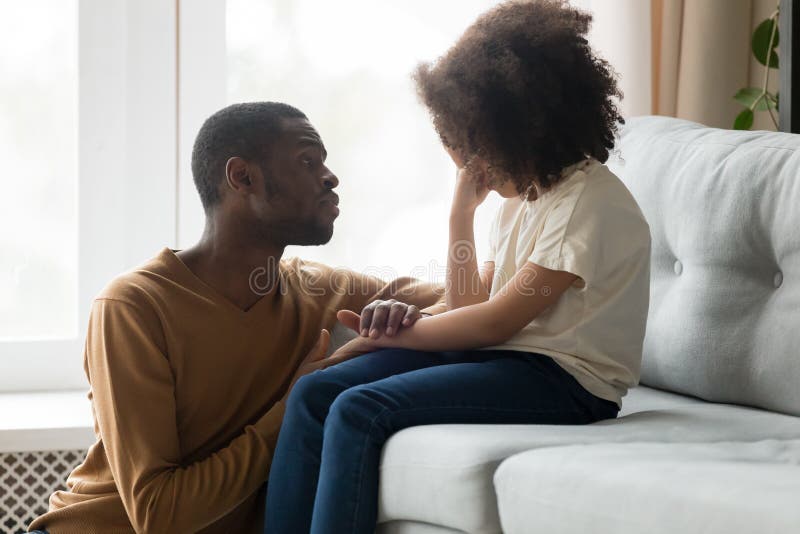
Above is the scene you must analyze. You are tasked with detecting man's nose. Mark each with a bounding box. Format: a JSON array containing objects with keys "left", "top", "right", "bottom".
[{"left": 322, "top": 169, "right": 339, "bottom": 190}]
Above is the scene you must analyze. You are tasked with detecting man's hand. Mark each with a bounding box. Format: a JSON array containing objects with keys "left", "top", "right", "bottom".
[
  {"left": 358, "top": 299, "right": 422, "bottom": 338},
  {"left": 281, "top": 329, "right": 331, "bottom": 401},
  {"left": 326, "top": 334, "right": 379, "bottom": 366},
  {"left": 323, "top": 309, "right": 381, "bottom": 364}
]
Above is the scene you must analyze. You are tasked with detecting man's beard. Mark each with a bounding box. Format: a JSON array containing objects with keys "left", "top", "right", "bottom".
[
  {"left": 261, "top": 216, "right": 334, "bottom": 247},
  {"left": 292, "top": 219, "right": 334, "bottom": 246},
  {"left": 261, "top": 177, "right": 334, "bottom": 246}
]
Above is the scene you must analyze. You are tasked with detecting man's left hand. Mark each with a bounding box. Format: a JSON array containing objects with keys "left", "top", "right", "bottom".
[{"left": 357, "top": 299, "right": 422, "bottom": 338}]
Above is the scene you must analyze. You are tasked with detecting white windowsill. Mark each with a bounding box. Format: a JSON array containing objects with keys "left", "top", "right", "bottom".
[{"left": 0, "top": 390, "right": 94, "bottom": 453}]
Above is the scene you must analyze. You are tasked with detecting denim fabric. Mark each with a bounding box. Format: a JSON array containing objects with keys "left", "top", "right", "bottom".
[{"left": 264, "top": 348, "right": 619, "bottom": 534}]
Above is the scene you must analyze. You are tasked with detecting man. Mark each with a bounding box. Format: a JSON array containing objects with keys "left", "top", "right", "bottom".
[{"left": 29, "top": 102, "right": 443, "bottom": 534}]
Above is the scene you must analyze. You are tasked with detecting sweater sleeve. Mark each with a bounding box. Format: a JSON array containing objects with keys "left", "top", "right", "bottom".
[
  {"left": 85, "top": 298, "right": 285, "bottom": 533},
  {"left": 338, "top": 272, "right": 447, "bottom": 317}
]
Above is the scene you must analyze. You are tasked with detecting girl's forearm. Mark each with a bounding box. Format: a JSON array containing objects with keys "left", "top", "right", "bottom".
[
  {"left": 374, "top": 302, "right": 506, "bottom": 352},
  {"left": 447, "top": 210, "right": 490, "bottom": 310},
  {"left": 366, "top": 260, "right": 576, "bottom": 355}
]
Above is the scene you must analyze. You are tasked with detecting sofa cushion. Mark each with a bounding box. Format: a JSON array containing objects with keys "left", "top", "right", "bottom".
[
  {"left": 376, "top": 521, "right": 466, "bottom": 534},
  {"left": 494, "top": 439, "right": 800, "bottom": 534},
  {"left": 606, "top": 116, "right": 800, "bottom": 416},
  {"left": 377, "top": 386, "right": 800, "bottom": 534}
]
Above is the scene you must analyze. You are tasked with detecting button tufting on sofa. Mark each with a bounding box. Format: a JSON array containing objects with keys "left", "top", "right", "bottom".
[
  {"left": 673, "top": 260, "right": 682, "bottom": 275},
  {"left": 774, "top": 271, "right": 783, "bottom": 288}
]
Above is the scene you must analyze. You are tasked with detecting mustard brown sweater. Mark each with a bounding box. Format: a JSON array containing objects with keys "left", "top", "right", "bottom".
[{"left": 29, "top": 248, "right": 443, "bottom": 534}]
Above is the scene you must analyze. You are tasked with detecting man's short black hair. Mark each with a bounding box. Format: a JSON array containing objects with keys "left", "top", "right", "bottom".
[{"left": 191, "top": 102, "right": 307, "bottom": 212}]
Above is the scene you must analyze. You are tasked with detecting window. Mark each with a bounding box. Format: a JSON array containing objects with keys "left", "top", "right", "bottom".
[
  {"left": 0, "top": 1, "right": 177, "bottom": 391},
  {"left": 0, "top": 1, "right": 78, "bottom": 342}
]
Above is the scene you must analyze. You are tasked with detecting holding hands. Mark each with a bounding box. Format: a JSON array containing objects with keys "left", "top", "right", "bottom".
[
  {"left": 325, "top": 299, "right": 425, "bottom": 364},
  {"left": 358, "top": 299, "right": 423, "bottom": 338}
]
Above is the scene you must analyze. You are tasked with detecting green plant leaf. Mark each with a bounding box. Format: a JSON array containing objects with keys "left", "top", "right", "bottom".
[
  {"left": 752, "top": 18, "right": 779, "bottom": 68},
  {"left": 734, "top": 108, "right": 754, "bottom": 130},
  {"left": 734, "top": 87, "right": 771, "bottom": 110},
  {"left": 766, "top": 91, "right": 778, "bottom": 110}
]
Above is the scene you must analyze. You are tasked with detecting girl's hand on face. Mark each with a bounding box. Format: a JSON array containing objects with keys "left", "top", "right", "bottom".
[
  {"left": 444, "top": 145, "right": 490, "bottom": 213},
  {"left": 452, "top": 166, "right": 490, "bottom": 214}
]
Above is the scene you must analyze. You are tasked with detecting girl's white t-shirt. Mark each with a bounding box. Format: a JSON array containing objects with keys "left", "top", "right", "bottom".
[{"left": 485, "top": 158, "right": 651, "bottom": 407}]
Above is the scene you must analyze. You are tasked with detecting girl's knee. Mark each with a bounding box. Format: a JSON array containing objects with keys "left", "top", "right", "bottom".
[
  {"left": 287, "top": 371, "right": 344, "bottom": 415},
  {"left": 324, "top": 384, "right": 391, "bottom": 432}
]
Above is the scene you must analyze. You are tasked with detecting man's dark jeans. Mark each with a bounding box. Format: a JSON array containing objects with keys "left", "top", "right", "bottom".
[{"left": 264, "top": 348, "right": 619, "bottom": 534}]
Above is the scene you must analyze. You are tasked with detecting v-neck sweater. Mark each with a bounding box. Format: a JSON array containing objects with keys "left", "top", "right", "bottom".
[{"left": 30, "top": 248, "right": 444, "bottom": 534}]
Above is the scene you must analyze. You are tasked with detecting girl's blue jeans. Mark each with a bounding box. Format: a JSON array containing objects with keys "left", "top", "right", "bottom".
[{"left": 264, "top": 348, "right": 619, "bottom": 534}]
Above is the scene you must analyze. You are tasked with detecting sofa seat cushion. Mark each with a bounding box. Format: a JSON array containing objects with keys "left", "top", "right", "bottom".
[
  {"left": 377, "top": 386, "right": 800, "bottom": 534},
  {"left": 376, "top": 521, "right": 466, "bottom": 534},
  {"left": 494, "top": 439, "right": 800, "bottom": 534}
]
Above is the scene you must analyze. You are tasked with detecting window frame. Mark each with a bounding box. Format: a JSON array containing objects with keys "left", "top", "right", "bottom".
[{"left": 0, "top": 0, "right": 179, "bottom": 392}]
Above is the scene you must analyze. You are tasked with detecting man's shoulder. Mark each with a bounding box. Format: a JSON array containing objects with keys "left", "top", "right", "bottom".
[
  {"left": 95, "top": 248, "right": 177, "bottom": 309},
  {"left": 280, "top": 256, "right": 382, "bottom": 295}
]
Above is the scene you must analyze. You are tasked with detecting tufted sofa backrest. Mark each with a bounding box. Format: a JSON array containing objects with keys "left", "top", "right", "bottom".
[{"left": 607, "top": 116, "right": 800, "bottom": 416}]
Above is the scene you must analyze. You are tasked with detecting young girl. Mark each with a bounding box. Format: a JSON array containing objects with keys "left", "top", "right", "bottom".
[{"left": 265, "top": 1, "right": 650, "bottom": 532}]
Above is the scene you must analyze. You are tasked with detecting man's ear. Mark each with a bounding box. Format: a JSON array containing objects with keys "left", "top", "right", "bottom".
[{"left": 225, "top": 156, "right": 252, "bottom": 195}]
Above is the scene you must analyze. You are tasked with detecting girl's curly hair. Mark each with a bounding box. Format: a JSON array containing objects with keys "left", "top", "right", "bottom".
[{"left": 413, "top": 0, "right": 624, "bottom": 197}]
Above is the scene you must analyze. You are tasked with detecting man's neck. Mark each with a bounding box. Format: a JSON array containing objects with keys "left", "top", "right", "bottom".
[{"left": 176, "top": 218, "right": 285, "bottom": 311}]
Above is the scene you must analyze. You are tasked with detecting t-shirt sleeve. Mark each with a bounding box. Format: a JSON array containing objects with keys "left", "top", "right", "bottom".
[{"left": 527, "top": 191, "right": 602, "bottom": 286}]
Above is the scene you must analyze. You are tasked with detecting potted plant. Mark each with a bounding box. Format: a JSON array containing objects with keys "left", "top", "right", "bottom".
[{"left": 733, "top": 4, "right": 780, "bottom": 130}]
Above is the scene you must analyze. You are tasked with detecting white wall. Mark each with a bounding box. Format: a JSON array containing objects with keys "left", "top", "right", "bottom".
[
  {"left": 573, "top": 0, "right": 653, "bottom": 118},
  {"left": 177, "top": 0, "right": 228, "bottom": 248}
]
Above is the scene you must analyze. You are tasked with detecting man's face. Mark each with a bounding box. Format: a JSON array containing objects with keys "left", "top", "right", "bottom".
[{"left": 251, "top": 117, "right": 340, "bottom": 246}]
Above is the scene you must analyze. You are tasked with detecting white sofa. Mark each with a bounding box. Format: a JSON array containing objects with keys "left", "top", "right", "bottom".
[{"left": 371, "top": 116, "right": 800, "bottom": 534}]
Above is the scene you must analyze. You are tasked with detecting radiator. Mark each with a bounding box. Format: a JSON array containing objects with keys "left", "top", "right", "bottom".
[{"left": 0, "top": 450, "right": 84, "bottom": 534}]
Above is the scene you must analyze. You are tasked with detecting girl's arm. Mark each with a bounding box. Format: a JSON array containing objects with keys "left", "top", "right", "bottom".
[
  {"left": 447, "top": 164, "right": 492, "bottom": 310},
  {"left": 334, "top": 261, "right": 577, "bottom": 357}
]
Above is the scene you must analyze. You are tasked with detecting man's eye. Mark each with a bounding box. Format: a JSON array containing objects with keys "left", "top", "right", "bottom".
[{"left": 302, "top": 156, "right": 314, "bottom": 167}]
